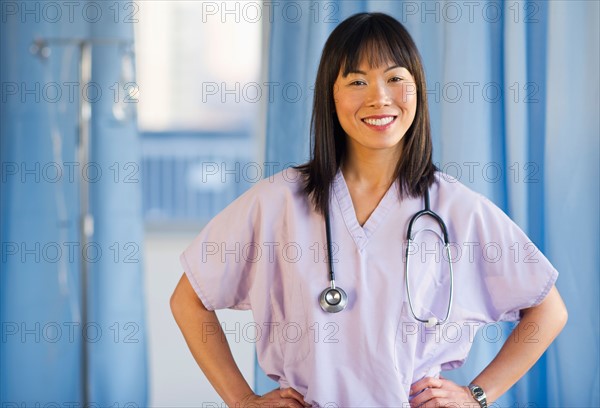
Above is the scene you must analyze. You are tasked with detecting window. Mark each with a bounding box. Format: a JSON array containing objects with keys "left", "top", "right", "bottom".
[{"left": 134, "top": 0, "right": 264, "bottom": 228}]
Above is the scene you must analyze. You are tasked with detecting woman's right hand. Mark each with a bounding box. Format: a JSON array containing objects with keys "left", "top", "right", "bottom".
[{"left": 239, "top": 387, "right": 312, "bottom": 408}]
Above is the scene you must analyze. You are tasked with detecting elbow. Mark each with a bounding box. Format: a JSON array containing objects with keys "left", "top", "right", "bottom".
[
  {"left": 170, "top": 289, "right": 193, "bottom": 328},
  {"left": 552, "top": 288, "right": 569, "bottom": 332},
  {"left": 170, "top": 273, "right": 209, "bottom": 322},
  {"left": 550, "top": 305, "right": 568, "bottom": 342},
  {"left": 557, "top": 303, "right": 569, "bottom": 331},
  {"left": 170, "top": 289, "right": 182, "bottom": 320},
  {"left": 544, "top": 285, "right": 569, "bottom": 334},
  {"left": 546, "top": 294, "right": 568, "bottom": 338},
  {"left": 170, "top": 283, "right": 189, "bottom": 322}
]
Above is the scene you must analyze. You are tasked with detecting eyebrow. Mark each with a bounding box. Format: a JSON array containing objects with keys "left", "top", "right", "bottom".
[{"left": 346, "top": 65, "right": 403, "bottom": 75}]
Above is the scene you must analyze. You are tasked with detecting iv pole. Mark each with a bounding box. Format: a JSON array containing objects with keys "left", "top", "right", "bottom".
[{"left": 30, "top": 37, "right": 133, "bottom": 406}]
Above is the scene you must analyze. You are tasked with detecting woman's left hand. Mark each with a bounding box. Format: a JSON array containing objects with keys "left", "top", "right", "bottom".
[{"left": 409, "top": 376, "right": 475, "bottom": 407}]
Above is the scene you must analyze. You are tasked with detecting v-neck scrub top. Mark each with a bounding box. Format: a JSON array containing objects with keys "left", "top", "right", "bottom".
[{"left": 180, "top": 167, "right": 558, "bottom": 407}]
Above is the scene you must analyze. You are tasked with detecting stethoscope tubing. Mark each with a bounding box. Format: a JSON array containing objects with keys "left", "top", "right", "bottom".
[
  {"left": 404, "top": 189, "right": 454, "bottom": 326},
  {"left": 404, "top": 237, "right": 454, "bottom": 326},
  {"left": 320, "top": 187, "right": 455, "bottom": 326}
]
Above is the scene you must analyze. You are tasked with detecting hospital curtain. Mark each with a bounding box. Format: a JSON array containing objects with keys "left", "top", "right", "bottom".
[
  {"left": 0, "top": 0, "right": 148, "bottom": 404},
  {"left": 260, "top": 1, "right": 599, "bottom": 406}
]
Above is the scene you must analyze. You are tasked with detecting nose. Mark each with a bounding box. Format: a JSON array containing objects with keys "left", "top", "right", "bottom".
[{"left": 366, "top": 80, "right": 391, "bottom": 108}]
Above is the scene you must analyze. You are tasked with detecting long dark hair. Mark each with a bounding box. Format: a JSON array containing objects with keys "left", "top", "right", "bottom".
[{"left": 295, "top": 12, "right": 436, "bottom": 216}]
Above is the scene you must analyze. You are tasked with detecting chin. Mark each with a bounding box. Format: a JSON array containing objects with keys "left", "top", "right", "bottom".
[{"left": 365, "top": 141, "right": 403, "bottom": 151}]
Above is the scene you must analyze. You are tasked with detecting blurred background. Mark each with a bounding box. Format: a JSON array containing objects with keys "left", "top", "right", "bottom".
[{"left": 1, "top": 0, "right": 598, "bottom": 407}]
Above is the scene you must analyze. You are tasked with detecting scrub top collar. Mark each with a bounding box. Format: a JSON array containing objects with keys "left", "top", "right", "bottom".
[{"left": 333, "top": 168, "right": 400, "bottom": 250}]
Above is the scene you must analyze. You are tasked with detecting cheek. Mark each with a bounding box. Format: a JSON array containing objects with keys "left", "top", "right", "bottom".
[
  {"left": 396, "top": 85, "right": 418, "bottom": 107},
  {"left": 405, "top": 93, "right": 417, "bottom": 115},
  {"left": 405, "top": 97, "right": 417, "bottom": 124},
  {"left": 334, "top": 95, "right": 358, "bottom": 122},
  {"left": 400, "top": 96, "right": 418, "bottom": 126}
]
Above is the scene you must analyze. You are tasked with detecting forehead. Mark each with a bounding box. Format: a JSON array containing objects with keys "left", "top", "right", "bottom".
[
  {"left": 339, "top": 36, "right": 412, "bottom": 76},
  {"left": 344, "top": 59, "right": 410, "bottom": 74}
]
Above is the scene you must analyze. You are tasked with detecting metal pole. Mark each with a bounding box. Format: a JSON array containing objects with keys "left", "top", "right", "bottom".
[
  {"left": 31, "top": 37, "right": 133, "bottom": 405},
  {"left": 77, "top": 40, "right": 93, "bottom": 408}
]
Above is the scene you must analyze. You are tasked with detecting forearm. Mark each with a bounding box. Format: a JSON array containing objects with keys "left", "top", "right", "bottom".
[
  {"left": 171, "top": 274, "right": 254, "bottom": 407},
  {"left": 470, "top": 286, "right": 567, "bottom": 404}
]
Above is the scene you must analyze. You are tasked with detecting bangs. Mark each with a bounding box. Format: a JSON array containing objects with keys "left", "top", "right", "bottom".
[{"left": 339, "top": 18, "right": 415, "bottom": 76}]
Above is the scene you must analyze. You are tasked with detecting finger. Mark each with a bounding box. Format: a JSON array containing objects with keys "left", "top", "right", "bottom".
[
  {"left": 275, "top": 398, "right": 305, "bottom": 408},
  {"left": 421, "top": 397, "right": 454, "bottom": 408},
  {"left": 419, "top": 397, "right": 437, "bottom": 408},
  {"left": 410, "top": 377, "right": 443, "bottom": 395},
  {"left": 437, "top": 377, "right": 463, "bottom": 393},
  {"left": 410, "top": 387, "right": 445, "bottom": 407},
  {"left": 412, "top": 388, "right": 448, "bottom": 406},
  {"left": 279, "top": 387, "right": 310, "bottom": 407}
]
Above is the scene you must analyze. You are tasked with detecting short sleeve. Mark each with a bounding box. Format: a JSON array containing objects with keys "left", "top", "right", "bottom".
[
  {"left": 179, "top": 186, "right": 262, "bottom": 311},
  {"left": 468, "top": 194, "right": 559, "bottom": 322}
]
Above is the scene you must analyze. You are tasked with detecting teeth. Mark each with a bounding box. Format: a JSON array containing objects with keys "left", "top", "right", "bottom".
[{"left": 363, "top": 116, "right": 394, "bottom": 126}]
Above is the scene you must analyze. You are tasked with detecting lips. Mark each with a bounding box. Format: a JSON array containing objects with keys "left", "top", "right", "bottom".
[{"left": 361, "top": 115, "right": 397, "bottom": 127}]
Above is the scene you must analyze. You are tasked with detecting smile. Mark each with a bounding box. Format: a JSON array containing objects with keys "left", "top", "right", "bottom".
[{"left": 361, "top": 115, "right": 397, "bottom": 128}]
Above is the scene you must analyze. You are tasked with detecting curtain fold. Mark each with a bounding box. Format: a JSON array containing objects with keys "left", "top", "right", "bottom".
[
  {"left": 259, "top": 1, "right": 599, "bottom": 406},
  {"left": 0, "top": 0, "right": 147, "bottom": 403}
]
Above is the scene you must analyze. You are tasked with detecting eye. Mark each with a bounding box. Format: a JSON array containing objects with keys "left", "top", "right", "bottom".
[
  {"left": 389, "top": 76, "right": 404, "bottom": 83},
  {"left": 349, "top": 80, "right": 366, "bottom": 86}
]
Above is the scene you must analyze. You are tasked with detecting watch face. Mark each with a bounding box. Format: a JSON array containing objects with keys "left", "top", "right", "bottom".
[{"left": 470, "top": 385, "right": 485, "bottom": 400}]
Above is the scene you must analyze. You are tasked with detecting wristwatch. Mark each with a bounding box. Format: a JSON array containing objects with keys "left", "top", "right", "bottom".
[{"left": 468, "top": 384, "right": 487, "bottom": 408}]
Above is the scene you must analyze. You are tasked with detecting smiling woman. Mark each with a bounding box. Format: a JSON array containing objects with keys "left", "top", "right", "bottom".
[
  {"left": 296, "top": 13, "right": 436, "bottom": 220},
  {"left": 171, "top": 12, "right": 567, "bottom": 408}
]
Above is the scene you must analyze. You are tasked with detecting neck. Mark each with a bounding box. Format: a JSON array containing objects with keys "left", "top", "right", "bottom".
[{"left": 341, "top": 143, "right": 402, "bottom": 190}]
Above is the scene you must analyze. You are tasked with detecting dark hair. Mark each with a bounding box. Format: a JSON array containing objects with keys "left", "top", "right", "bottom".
[{"left": 295, "top": 12, "right": 436, "bottom": 216}]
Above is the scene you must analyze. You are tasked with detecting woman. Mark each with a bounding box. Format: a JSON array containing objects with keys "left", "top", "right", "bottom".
[{"left": 171, "top": 12, "right": 567, "bottom": 408}]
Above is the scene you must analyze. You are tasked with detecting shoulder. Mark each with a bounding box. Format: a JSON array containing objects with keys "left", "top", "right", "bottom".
[
  {"left": 433, "top": 171, "right": 485, "bottom": 205},
  {"left": 432, "top": 171, "right": 526, "bottom": 241},
  {"left": 432, "top": 171, "right": 505, "bottom": 219},
  {"left": 199, "top": 167, "right": 311, "bottom": 234}
]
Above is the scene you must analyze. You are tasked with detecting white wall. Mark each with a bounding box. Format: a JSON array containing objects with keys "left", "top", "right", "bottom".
[{"left": 143, "top": 228, "right": 255, "bottom": 406}]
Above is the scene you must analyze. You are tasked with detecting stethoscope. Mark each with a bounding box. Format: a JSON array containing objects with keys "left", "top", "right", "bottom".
[{"left": 319, "top": 188, "right": 454, "bottom": 328}]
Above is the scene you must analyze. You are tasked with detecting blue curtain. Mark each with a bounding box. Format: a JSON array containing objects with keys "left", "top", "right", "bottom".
[
  {"left": 260, "top": 1, "right": 599, "bottom": 406},
  {"left": 1, "top": 0, "right": 147, "bottom": 404}
]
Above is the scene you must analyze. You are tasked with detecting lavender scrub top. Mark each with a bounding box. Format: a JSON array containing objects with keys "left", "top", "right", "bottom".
[{"left": 180, "top": 167, "right": 558, "bottom": 407}]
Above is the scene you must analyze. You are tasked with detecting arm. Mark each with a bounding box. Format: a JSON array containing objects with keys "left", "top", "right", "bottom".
[
  {"left": 410, "top": 285, "right": 568, "bottom": 407},
  {"left": 468, "top": 284, "right": 568, "bottom": 403},
  {"left": 170, "top": 273, "right": 309, "bottom": 408}
]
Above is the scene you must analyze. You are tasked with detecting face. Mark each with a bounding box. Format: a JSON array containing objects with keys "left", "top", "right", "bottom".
[{"left": 333, "top": 59, "right": 417, "bottom": 156}]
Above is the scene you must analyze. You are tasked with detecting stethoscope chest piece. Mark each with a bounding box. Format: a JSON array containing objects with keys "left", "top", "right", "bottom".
[{"left": 319, "top": 285, "right": 347, "bottom": 313}]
